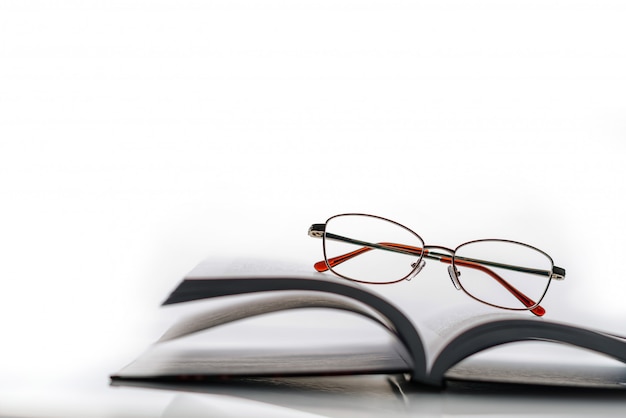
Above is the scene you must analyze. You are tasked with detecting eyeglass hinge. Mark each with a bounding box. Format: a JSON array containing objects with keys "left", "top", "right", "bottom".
[
  {"left": 308, "top": 224, "right": 325, "bottom": 238},
  {"left": 551, "top": 266, "right": 566, "bottom": 281}
]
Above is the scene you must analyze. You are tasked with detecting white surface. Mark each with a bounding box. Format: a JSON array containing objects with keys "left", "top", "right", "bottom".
[{"left": 1, "top": 0, "right": 626, "bottom": 416}]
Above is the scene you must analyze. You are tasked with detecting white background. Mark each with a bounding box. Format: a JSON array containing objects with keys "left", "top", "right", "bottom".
[{"left": 1, "top": 0, "right": 626, "bottom": 415}]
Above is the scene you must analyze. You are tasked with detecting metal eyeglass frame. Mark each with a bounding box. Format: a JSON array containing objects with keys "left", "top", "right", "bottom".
[{"left": 308, "top": 213, "right": 566, "bottom": 317}]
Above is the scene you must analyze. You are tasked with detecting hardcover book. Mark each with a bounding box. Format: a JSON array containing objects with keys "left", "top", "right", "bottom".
[{"left": 111, "top": 258, "right": 626, "bottom": 389}]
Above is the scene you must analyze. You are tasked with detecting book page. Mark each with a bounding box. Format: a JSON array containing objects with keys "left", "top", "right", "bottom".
[
  {"left": 447, "top": 341, "right": 626, "bottom": 388},
  {"left": 115, "top": 306, "right": 413, "bottom": 378},
  {"left": 186, "top": 257, "right": 319, "bottom": 279}
]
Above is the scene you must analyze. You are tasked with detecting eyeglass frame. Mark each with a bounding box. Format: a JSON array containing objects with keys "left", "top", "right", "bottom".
[{"left": 308, "top": 213, "right": 566, "bottom": 317}]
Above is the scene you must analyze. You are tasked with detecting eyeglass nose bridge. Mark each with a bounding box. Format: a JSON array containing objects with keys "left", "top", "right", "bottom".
[{"left": 421, "top": 245, "right": 461, "bottom": 290}]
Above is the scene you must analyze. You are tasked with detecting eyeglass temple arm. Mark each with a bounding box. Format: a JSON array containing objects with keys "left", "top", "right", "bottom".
[
  {"left": 310, "top": 225, "right": 565, "bottom": 280},
  {"left": 308, "top": 225, "right": 558, "bottom": 316}
]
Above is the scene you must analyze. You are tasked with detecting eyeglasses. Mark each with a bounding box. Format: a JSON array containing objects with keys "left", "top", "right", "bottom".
[{"left": 308, "top": 214, "right": 566, "bottom": 317}]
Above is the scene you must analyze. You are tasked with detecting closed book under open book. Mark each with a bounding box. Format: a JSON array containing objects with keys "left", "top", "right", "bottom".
[{"left": 112, "top": 258, "right": 626, "bottom": 388}]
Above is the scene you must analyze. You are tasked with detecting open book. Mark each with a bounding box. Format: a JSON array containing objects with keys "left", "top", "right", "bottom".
[{"left": 112, "top": 258, "right": 626, "bottom": 388}]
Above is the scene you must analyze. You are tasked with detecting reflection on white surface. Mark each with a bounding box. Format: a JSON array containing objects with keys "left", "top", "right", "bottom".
[
  {"left": 162, "top": 393, "right": 329, "bottom": 418},
  {"left": 121, "top": 375, "right": 626, "bottom": 418},
  {"left": 2, "top": 360, "right": 626, "bottom": 417}
]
